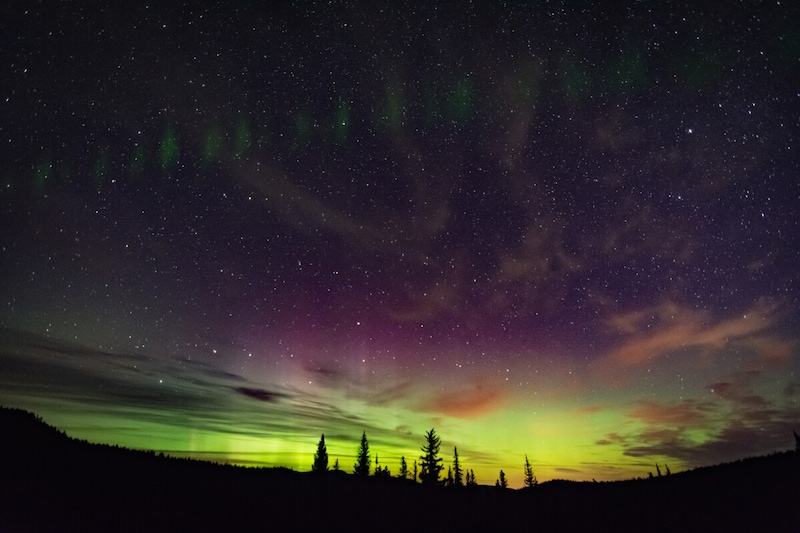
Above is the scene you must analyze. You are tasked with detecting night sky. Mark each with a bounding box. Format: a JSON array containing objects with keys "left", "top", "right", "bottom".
[{"left": 2, "top": 1, "right": 799, "bottom": 486}]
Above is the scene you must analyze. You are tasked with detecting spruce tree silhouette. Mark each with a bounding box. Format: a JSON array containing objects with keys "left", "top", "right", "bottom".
[
  {"left": 311, "top": 434, "right": 328, "bottom": 473},
  {"left": 452, "top": 447, "right": 463, "bottom": 487},
  {"left": 496, "top": 469, "right": 508, "bottom": 489},
  {"left": 419, "top": 428, "right": 443, "bottom": 485},
  {"left": 523, "top": 455, "right": 537, "bottom": 488},
  {"left": 398, "top": 456, "right": 409, "bottom": 479},
  {"left": 353, "top": 431, "right": 371, "bottom": 476}
]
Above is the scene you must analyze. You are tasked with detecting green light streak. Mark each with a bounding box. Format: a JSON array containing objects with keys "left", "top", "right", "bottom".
[
  {"left": 234, "top": 118, "right": 251, "bottom": 158},
  {"left": 423, "top": 88, "right": 442, "bottom": 125},
  {"left": 608, "top": 49, "right": 647, "bottom": 91},
  {"left": 509, "top": 62, "right": 540, "bottom": 107},
  {"left": 159, "top": 125, "right": 180, "bottom": 170},
  {"left": 294, "top": 109, "right": 312, "bottom": 145},
  {"left": 382, "top": 84, "right": 404, "bottom": 133},
  {"left": 447, "top": 76, "right": 474, "bottom": 123},
  {"left": 130, "top": 143, "right": 145, "bottom": 177},
  {"left": 203, "top": 123, "right": 223, "bottom": 164},
  {"left": 559, "top": 54, "right": 592, "bottom": 103},
  {"left": 34, "top": 155, "right": 52, "bottom": 192},
  {"left": 671, "top": 49, "right": 722, "bottom": 90},
  {"left": 93, "top": 147, "right": 110, "bottom": 187},
  {"left": 334, "top": 99, "right": 351, "bottom": 144}
]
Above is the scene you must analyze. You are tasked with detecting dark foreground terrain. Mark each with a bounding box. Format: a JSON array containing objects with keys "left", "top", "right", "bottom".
[{"left": 1, "top": 407, "right": 797, "bottom": 532}]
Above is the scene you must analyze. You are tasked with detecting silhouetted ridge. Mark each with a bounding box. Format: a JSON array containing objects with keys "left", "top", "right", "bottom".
[
  {"left": 1, "top": 407, "right": 798, "bottom": 532},
  {"left": 0, "top": 406, "right": 70, "bottom": 447}
]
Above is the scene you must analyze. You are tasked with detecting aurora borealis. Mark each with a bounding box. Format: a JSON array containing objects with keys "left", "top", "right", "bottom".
[{"left": 1, "top": 2, "right": 799, "bottom": 488}]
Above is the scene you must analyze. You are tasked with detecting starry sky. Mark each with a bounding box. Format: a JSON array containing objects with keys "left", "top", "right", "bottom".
[{"left": 1, "top": 1, "right": 799, "bottom": 487}]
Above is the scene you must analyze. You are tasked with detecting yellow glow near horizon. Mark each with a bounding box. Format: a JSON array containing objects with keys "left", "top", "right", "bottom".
[
  {"left": 2, "top": 331, "right": 792, "bottom": 490},
  {"left": 20, "top": 397, "right": 671, "bottom": 488}
]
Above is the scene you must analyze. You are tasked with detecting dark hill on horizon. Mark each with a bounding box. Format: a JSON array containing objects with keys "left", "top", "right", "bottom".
[{"left": 1, "top": 407, "right": 797, "bottom": 532}]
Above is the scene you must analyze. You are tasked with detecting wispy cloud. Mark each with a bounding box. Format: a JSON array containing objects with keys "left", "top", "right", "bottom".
[
  {"left": 235, "top": 387, "right": 289, "bottom": 403},
  {"left": 600, "top": 372, "right": 800, "bottom": 468},
  {"left": 417, "top": 378, "right": 507, "bottom": 419},
  {"left": 604, "top": 299, "right": 783, "bottom": 368},
  {"left": 627, "top": 400, "right": 712, "bottom": 427},
  {"left": 621, "top": 418, "right": 798, "bottom": 466}
]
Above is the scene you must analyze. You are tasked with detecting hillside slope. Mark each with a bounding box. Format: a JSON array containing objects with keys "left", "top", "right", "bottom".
[{"left": 1, "top": 408, "right": 797, "bottom": 532}]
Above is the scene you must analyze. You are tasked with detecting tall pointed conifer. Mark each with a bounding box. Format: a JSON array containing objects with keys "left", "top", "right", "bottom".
[{"left": 312, "top": 434, "right": 328, "bottom": 473}]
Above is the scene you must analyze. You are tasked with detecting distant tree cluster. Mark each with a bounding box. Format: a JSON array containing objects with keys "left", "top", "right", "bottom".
[
  {"left": 649, "top": 462, "right": 671, "bottom": 479},
  {"left": 310, "top": 425, "right": 799, "bottom": 488},
  {"left": 465, "top": 469, "right": 477, "bottom": 486},
  {"left": 307, "top": 427, "right": 540, "bottom": 490},
  {"left": 374, "top": 454, "right": 390, "bottom": 477}
]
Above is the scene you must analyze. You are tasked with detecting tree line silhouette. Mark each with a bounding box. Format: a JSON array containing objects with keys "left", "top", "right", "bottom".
[
  {"left": 3, "top": 406, "right": 799, "bottom": 531},
  {"left": 310, "top": 427, "right": 537, "bottom": 489}
]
